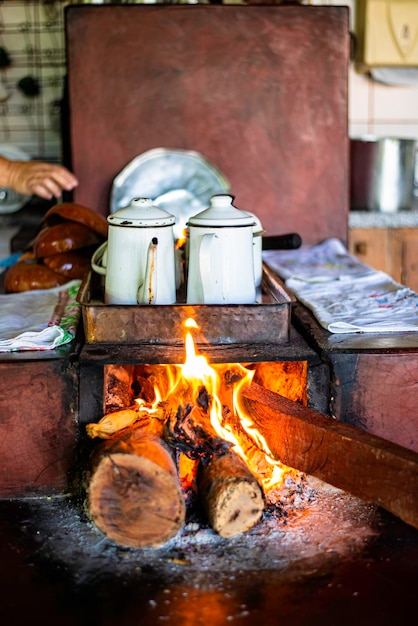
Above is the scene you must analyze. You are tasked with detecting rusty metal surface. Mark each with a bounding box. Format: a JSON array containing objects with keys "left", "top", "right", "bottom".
[
  {"left": 66, "top": 5, "right": 350, "bottom": 246},
  {"left": 77, "top": 268, "right": 292, "bottom": 345}
]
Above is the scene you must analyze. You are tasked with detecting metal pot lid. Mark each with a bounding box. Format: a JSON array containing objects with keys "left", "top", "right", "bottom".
[
  {"left": 110, "top": 148, "right": 230, "bottom": 239},
  {"left": 108, "top": 197, "right": 175, "bottom": 227},
  {"left": 188, "top": 194, "right": 256, "bottom": 227}
]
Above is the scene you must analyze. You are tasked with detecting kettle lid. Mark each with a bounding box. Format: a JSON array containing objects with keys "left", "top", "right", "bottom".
[
  {"left": 188, "top": 194, "right": 255, "bottom": 227},
  {"left": 108, "top": 197, "right": 176, "bottom": 227}
]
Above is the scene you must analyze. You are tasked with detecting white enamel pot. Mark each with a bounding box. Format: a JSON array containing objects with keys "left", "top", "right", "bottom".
[
  {"left": 92, "top": 197, "right": 176, "bottom": 305},
  {"left": 186, "top": 194, "right": 256, "bottom": 305}
]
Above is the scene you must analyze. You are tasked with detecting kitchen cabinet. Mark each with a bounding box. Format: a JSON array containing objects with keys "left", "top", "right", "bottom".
[{"left": 349, "top": 227, "right": 418, "bottom": 292}]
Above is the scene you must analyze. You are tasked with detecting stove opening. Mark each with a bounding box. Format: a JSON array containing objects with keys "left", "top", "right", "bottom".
[{"left": 84, "top": 318, "right": 310, "bottom": 549}]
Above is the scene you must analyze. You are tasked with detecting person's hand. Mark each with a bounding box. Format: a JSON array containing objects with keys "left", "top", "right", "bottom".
[{"left": 5, "top": 159, "right": 78, "bottom": 200}]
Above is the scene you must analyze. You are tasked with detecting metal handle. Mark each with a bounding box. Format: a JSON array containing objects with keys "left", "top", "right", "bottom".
[{"left": 262, "top": 233, "right": 302, "bottom": 250}]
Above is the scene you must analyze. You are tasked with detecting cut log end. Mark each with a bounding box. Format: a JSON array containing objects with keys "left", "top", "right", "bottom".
[
  {"left": 198, "top": 451, "right": 265, "bottom": 538},
  {"left": 88, "top": 452, "right": 186, "bottom": 548},
  {"left": 208, "top": 476, "right": 264, "bottom": 539}
]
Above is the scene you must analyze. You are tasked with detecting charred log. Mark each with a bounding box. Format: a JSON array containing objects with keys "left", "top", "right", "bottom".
[
  {"left": 104, "top": 364, "right": 135, "bottom": 413},
  {"left": 164, "top": 403, "right": 232, "bottom": 462},
  {"left": 164, "top": 400, "right": 265, "bottom": 537}
]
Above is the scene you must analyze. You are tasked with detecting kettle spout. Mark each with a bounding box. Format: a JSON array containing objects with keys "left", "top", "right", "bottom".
[{"left": 137, "top": 237, "right": 158, "bottom": 304}]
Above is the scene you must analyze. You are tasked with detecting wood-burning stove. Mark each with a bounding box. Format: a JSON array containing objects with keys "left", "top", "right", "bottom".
[{"left": 0, "top": 6, "right": 417, "bottom": 623}]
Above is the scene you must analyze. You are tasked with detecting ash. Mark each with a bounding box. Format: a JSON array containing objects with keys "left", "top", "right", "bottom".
[{"left": 19, "top": 474, "right": 379, "bottom": 591}]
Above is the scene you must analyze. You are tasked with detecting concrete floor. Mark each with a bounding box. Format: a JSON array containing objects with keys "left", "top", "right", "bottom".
[{"left": 0, "top": 494, "right": 417, "bottom": 626}]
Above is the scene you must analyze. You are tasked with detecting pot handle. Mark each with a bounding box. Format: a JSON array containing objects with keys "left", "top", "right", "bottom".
[
  {"left": 199, "top": 233, "right": 223, "bottom": 304},
  {"left": 91, "top": 241, "right": 108, "bottom": 276},
  {"left": 262, "top": 233, "right": 302, "bottom": 250}
]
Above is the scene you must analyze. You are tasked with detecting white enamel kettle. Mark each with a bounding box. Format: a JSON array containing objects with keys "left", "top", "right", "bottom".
[
  {"left": 186, "top": 194, "right": 256, "bottom": 305},
  {"left": 91, "top": 197, "right": 176, "bottom": 305}
]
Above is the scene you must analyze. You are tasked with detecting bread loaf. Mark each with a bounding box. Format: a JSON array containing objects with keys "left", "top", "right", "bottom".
[
  {"left": 4, "top": 261, "right": 68, "bottom": 293},
  {"left": 43, "top": 250, "right": 92, "bottom": 279},
  {"left": 33, "top": 222, "right": 101, "bottom": 258},
  {"left": 4, "top": 202, "right": 108, "bottom": 292},
  {"left": 44, "top": 202, "right": 108, "bottom": 238}
]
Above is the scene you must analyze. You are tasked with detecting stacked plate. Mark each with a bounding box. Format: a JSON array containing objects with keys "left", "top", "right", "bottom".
[{"left": 110, "top": 148, "right": 230, "bottom": 240}]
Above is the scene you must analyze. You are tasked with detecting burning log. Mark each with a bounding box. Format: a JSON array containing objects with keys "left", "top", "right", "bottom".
[
  {"left": 165, "top": 400, "right": 265, "bottom": 537},
  {"left": 198, "top": 450, "right": 265, "bottom": 538},
  {"left": 87, "top": 417, "right": 186, "bottom": 548},
  {"left": 164, "top": 402, "right": 232, "bottom": 462},
  {"left": 104, "top": 364, "right": 135, "bottom": 413},
  {"left": 242, "top": 382, "right": 418, "bottom": 530}
]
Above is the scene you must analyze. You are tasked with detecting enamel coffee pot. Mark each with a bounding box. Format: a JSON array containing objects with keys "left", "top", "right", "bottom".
[
  {"left": 92, "top": 197, "right": 177, "bottom": 305},
  {"left": 186, "top": 194, "right": 256, "bottom": 304}
]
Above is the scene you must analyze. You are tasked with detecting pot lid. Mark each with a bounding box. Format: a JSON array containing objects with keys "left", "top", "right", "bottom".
[
  {"left": 188, "top": 194, "right": 255, "bottom": 227},
  {"left": 108, "top": 197, "right": 175, "bottom": 227}
]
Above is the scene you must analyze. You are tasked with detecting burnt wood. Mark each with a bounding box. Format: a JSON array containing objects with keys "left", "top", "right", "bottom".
[
  {"left": 165, "top": 403, "right": 233, "bottom": 462},
  {"left": 66, "top": 4, "right": 349, "bottom": 246},
  {"left": 242, "top": 382, "right": 418, "bottom": 530},
  {"left": 164, "top": 400, "right": 265, "bottom": 537}
]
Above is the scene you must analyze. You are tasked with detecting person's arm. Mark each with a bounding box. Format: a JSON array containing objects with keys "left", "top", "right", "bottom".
[{"left": 0, "top": 156, "right": 78, "bottom": 200}]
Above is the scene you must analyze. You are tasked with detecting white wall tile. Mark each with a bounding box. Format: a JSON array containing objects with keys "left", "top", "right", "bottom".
[
  {"left": 328, "top": 0, "right": 418, "bottom": 140},
  {"left": 349, "top": 122, "right": 371, "bottom": 138},
  {"left": 371, "top": 82, "right": 418, "bottom": 121},
  {"left": 367, "top": 123, "right": 418, "bottom": 140},
  {"left": 348, "top": 66, "right": 370, "bottom": 121}
]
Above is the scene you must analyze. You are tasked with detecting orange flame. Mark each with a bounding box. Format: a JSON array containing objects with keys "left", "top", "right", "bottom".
[
  {"left": 141, "top": 317, "right": 291, "bottom": 492},
  {"left": 175, "top": 230, "right": 187, "bottom": 250}
]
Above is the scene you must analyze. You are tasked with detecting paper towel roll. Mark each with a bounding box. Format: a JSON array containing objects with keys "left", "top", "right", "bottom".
[{"left": 371, "top": 67, "right": 418, "bottom": 86}]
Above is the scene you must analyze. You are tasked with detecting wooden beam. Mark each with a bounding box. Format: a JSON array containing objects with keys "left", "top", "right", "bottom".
[{"left": 242, "top": 382, "right": 418, "bottom": 530}]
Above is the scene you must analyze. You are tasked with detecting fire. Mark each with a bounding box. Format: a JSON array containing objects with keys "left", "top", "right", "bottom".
[
  {"left": 140, "top": 317, "right": 292, "bottom": 492},
  {"left": 175, "top": 229, "right": 187, "bottom": 250}
]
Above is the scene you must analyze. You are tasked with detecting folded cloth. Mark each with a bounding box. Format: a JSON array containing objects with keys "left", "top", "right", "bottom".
[
  {"left": 263, "top": 238, "right": 374, "bottom": 283},
  {"left": 263, "top": 238, "right": 418, "bottom": 334},
  {"left": 0, "top": 279, "right": 81, "bottom": 351}
]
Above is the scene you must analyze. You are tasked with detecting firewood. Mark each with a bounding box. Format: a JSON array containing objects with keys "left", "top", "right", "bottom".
[
  {"left": 164, "top": 399, "right": 265, "bottom": 537},
  {"left": 198, "top": 450, "right": 265, "bottom": 538},
  {"left": 87, "top": 420, "right": 185, "bottom": 548},
  {"left": 242, "top": 382, "right": 418, "bottom": 530},
  {"left": 164, "top": 402, "right": 232, "bottom": 461},
  {"left": 104, "top": 364, "right": 135, "bottom": 413}
]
